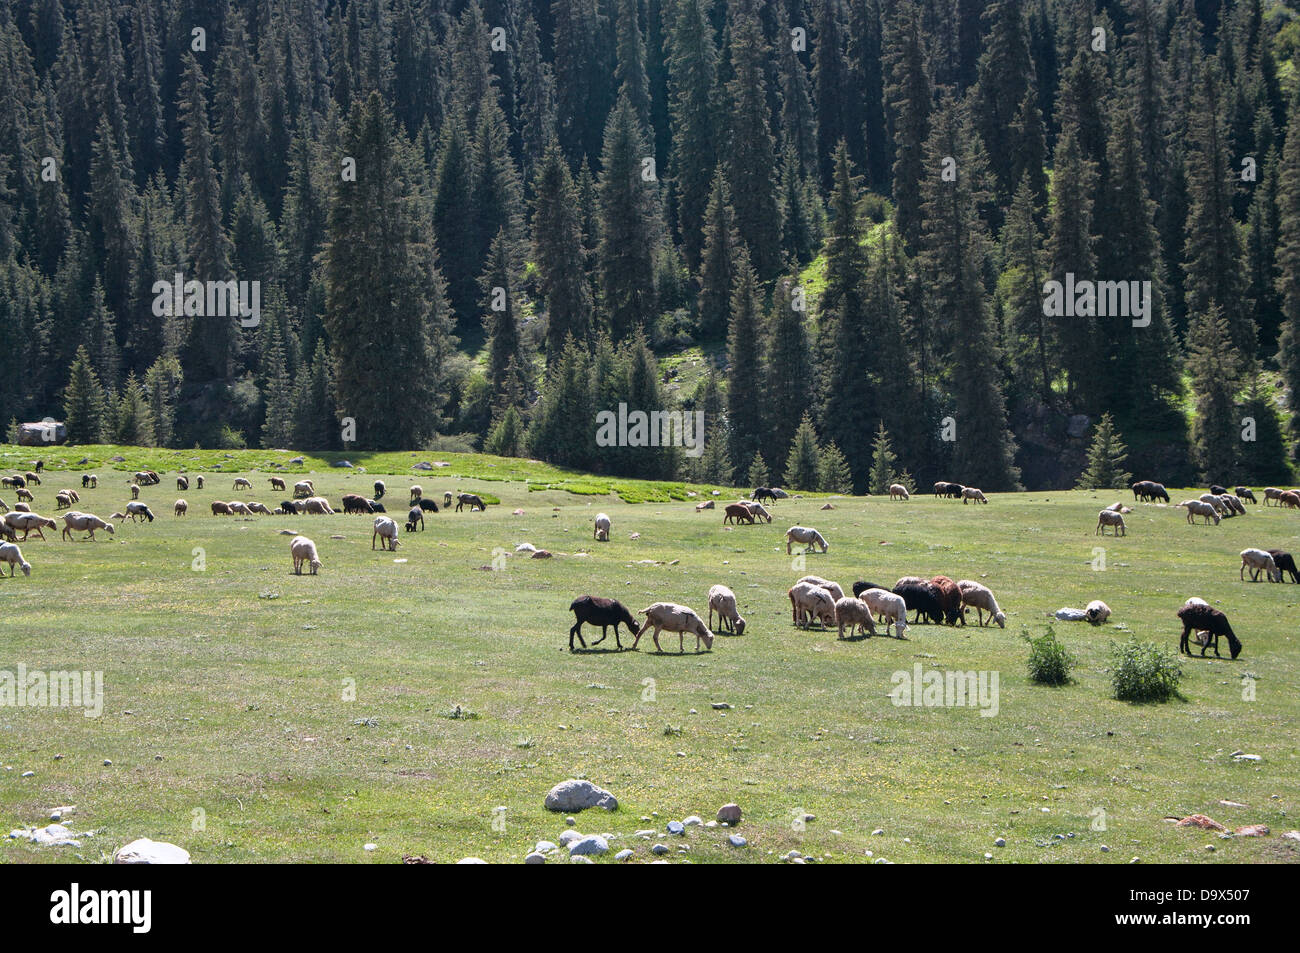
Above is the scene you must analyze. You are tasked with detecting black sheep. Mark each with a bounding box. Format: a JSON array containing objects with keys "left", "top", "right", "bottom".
[
  {"left": 1236, "top": 486, "right": 1257, "bottom": 503},
  {"left": 893, "top": 581, "right": 944, "bottom": 624},
  {"left": 852, "top": 580, "right": 888, "bottom": 598},
  {"left": 1177, "top": 603, "right": 1242, "bottom": 659},
  {"left": 1209, "top": 484, "right": 1227, "bottom": 496},
  {"left": 373, "top": 480, "right": 386, "bottom": 500},
  {"left": 368, "top": 500, "right": 386, "bottom": 513},
  {"left": 418, "top": 498, "right": 440, "bottom": 512},
  {"left": 569, "top": 595, "right": 639, "bottom": 651},
  {"left": 1268, "top": 550, "right": 1299, "bottom": 584},
  {"left": 752, "top": 487, "right": 777, "bottom": 505}
]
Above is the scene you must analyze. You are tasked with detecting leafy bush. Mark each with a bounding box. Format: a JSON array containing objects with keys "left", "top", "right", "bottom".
[
  {"left": 1110, "top": 638, "right": 1183, "bottom": 703},
  {"left": 1024, "top": 626, "right": 1075, "bottom": 686}
]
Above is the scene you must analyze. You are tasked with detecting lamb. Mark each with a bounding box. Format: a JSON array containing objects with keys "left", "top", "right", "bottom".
[
  {"left": 1239, "top": 548, "right": 1281, "bottom": 583},
  {"left": 174, "top": 499, "right": 187, "bottom": 517},
  {"left": 455, "top": 492, "right": 485, "bottom": 512},
  {"left": 290, "top": 535, "right": 322, "bottom": 575},
  {"left": 929, "top": 575, "right": 965, "bottom": 625},
  {"left": 1279, "top": 490, "right": 1300, "bottom": 510},
  {"left": 81, "top": 474, "right": 98, "bottom": 488},
  {"left": 594, "top": 512, "right": 611, "bottom": 541},
  {"left": 270, "top": 477, "right": 287, "bottom": 491},
  {"left": 744, "top": 501, "right": 772, "bottom": 523},
  {"left": 568, "top": 595, "right": 639, "bottom": 650},
  {"left": 372, "top": 516, "right": 400, "bottom": 551},
  {"left": 858, "top": 587, "right": 909, "bottom": 638},
  {"left": 211, "top": 501, "right": 232, "bottom": 515},
  {"left": 1267, "top": 550, "right": 1299, "bottom": 584},
  {"left": 1263, "top": 487, "right": 1282, "bottom": 506},
  {"left": 956, "top": 580, "right": 1006, "bottom": 628},
  {"left": 785, "top": 526, "right": 828, "bottom": 554},
  {"left": 247, "top": 502, "right": 273, "bottom": 515},
  {"left": 0, "top": 541, "right": 31, "bottom": 577},
  {"left": 1177, "top": 602, "right": 1242, "bottom": 659},
  {"left": 893, "top": 580, "right": 944, "bottom": 624},
  {"left": 962, "top": 487, "right": 989, "bottom": 504},
  {"left": 176, "top": 476, "right": 189, "bottom": 491},
  {"left": 833, "top": 596, "right": 875, "bottom": 639},
  {"left": 1177, "top": 500, "right": 1220, "bottom": 524},
  {"left": 341, "top": 494, "right": 374, "bottom": 515},
  {"left": 125, "top": 502, "right": 155, "bottom": 522},
  {"left": 796, "top": 575, "right": 844, "bottom": 601},
  {"left": 60, "top": 512, "right": 114, "bottom": 541},
  {"left": 632, "top": 602, "right": 715, "bottom": 653},
  {"left": 303, "top": 497, "right": 334, "bottom": 515},
  {"left": 889, "top": 484, "right": 910, "bottom": 500},
  {"left": 129, "top": 483, "right": 140, "bottom": 500},
  {"left": 1096, "top": 509, "right": 1127, "bottom": 536},
  {"left": 1085, "top": 600, "right": 1111, "bottom": 624},
  {"left": 3, "top": 512, "right": 57, "bottom": 540},
  {"left": 724, "top": 503, "right": 755, "bottom": 525},
  {"left": 788, "top": 582, "right": 837, "bottom": 628},
  {"left": 293, "top": 480, "right": 315, "bottom": 499},
  {"left": 409, "top": 485, "right": 423, "bottom": 504},
  {"left": 707, "top": 585, "right": 746, "bottom": 636},
  {"left": 1236, "top": 487, "right": 1257, "bottom": 504},
  {"left": 407, "top": 506, "right": 425, "bottom": 532},
  {"left": 373, "top": 480, "right": 385, "bottom": 500}
]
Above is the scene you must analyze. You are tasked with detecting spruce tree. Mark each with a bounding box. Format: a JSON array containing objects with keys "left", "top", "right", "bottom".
[
  {"left": 532, "top": 145, "right": 594, "bottom": 363},
  {"left": 1187, "top": 305, "right": 1243, "bottom": 482},
  {"left": 867, "top": 421, "right": 899, "bottom": 495},
  {"left": 597, "top": 94, "right": 659, "bottom": 342},
  {"left": 784, "top": 412, "right": 822, "bottom": 491},
  {"left": 1075, "top": 412, "right": 1132, "bottom": 489},
  {"left": 1276, "top": 90, "right": 1300, "bottom": 456},
  {"left": 696, "top": 168, "right": 738, "bottom": 340},
  {"left": 666, "top": 0, "right": 719, "bottom": 270},
  {"left": 819, "top": 442, "right": 853, "bottom": 494},
  {"left": 63, "top": 345, "right": 106, "bottom": 443},
  {"left": 764, "top": 276, "right": 814, "bottom": 468},
  {"left": 883, "top": 3, "right": 931, "bottom": 251},
  {"left": 746, "top": 452, "right": 770, "bottom": 490},
  {"left": 725, "top": 246, "right": 764, "bottom": 472}
]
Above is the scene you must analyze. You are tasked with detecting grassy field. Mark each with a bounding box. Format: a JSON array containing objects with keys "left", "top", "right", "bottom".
[{"left": 1, "top": 449, "right": 1298, "bottom": 864}]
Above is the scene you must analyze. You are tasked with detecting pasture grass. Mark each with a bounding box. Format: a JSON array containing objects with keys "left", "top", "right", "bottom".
[{"left": 0, "top": 457, "right": 1297, "bottom": 864}]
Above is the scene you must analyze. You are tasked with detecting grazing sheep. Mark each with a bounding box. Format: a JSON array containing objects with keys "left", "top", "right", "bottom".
[
  {"left": 707, "top": 585, "right": 746, "bottom": 636},
  {"left": 744, "top": 501, "right": 773, "bottom": 523},
  {"left": 196, "top": 476, "right": 204, "bottom": 489},
  {"left": 227, "top": 501, "right": 253, "bottom": 516},
  {"left": 3, "top": 512, "right": 56, "bottom": 540},
  {"left": 1105, "top": 501, "right": 1131, "bottom": 513},
  {"left": 270, "top": 477, "right": 286, "bottom": 491},
  {"left": 1177, "top": 602, "right": 1242, "bottom": 659},
  {"left": 724, "top": 503, "right": 755, "bottom": 525},
  {"left": 1236, "top": 487, "right": 1257, "bottom": 504},
  {"left": 233, "top": 477, "right": 252, "bottom": 491},
  {"left": 694, "top": 500, "right": 715, "bottom": 511},
  {"left": 961, "top": 487, "right": 989, "bottom": 504},
  {"left": 416, "top": 498, "right": 438, "bottom": 512},
  {"left": 933, "top": 481, "right": 964, "bottom": 498},
  {"left": 1096, "top": 509, "right": 1127, "bottom": 536},
  {"left": 0, "top": 541, "right": 31, "bottom": 577},
  {"left": 788, "top": 582, "right": 837, "bottom": 628},
  {"left": 1085, "top": 600, "right": 1111, "bottom": 624},
  {"left": 0, "top": 522, "right": 13, "bottom": 541},
  {"left": 956, "top": 580, "right": 1006, "bottom": 628},
  {"left": 341, "top": 494, "right": 374, "bottom": 515},
  {"left": 833, "top": 596, "right": 876, "bottom": 639},
  {"left": 1279, "top": 490, "right": 1300, "bottom": 510},
  {"left": 455, "top": 492, "right": 485, "bottom": 512},
  {"left": 60, "top": 512, "right": 114, "bottom": 541},
  {"left": 407, "top": 506, "right": 425, "bottom": 531},
  {"left": 1267, "top": 550, "right": 1299, "bottom": 584},
  {"left": 134, "top": 470, "right": 160, "bottom": 486},
  {"left": 0, "top": 497, "right": 7, "bottom": 513},
  {"left": 633, "top": 603, "right": 715, "bottom": 653},
  {"left": 174, "top": 499, "right": 187, "bottom": 517},
  {"left": 278, "top": 500, "right": 301, "bottom": 515},
  {"left": 211, "top": 501, "right": 232, "bottom": 515},
  {"left": 1209, "top": 483, "right": 1228, "bottom": 496},
  {"left": 797, "top": 575, "right": 844, "bottom": 601},
  {"left": 1239, "top": 548, "right": 1281, "bottom": 583},
  {"left": 1131, "top": 480, "right": 1170, "bottom": 503},
  {"left": 858, "top": 587, "right": 909, "bottom": 638},
  {"left": 126, "top": 502, "right": 155, "bottom": 522},
  {"left": 372, "top": 516, "right": 400, "bottom": 551},
  {"left": 929, "top": 575, "right": 965, "bottom": 625},
  {"left": 594, "top": 512, "right": 611, "bottom": 541},
  {"left": 569, "top": 595, "right": 640, "bottom": 650},
  {"left": 1177, "top": 500, "right": 1220, "bottom": 525},
  {"left": 889, "top": 484, "right": 910, "bottom": 500},
  {"left": 1263, "top": 487, "right": 1282, "bottom": 506},
  {"left": 22, "top": 472, "right": 39, "bottom": 487},
  {"left": 14, "top": 502, "right": 29, "bottom": 512},
  {"left": 55, "top": 491, "right": 74, "bottom": 510},
  {"left": 893, "top": 580, "right": 944, "bottom": 624},
  {"left": 1, "top": 475, "right": 24, "bottom": 488},
  {"left": 129, "top": 483, "right": 140, "bottom": 500},
  {"left": 303, "top": 497, "right": 335, "bottom": 515},
  {"left": 247, "top": 502, "right": 272, "bottom": 515},
  {"left": 81, "top": 474, "right": 98, "bottom": 488},
  {"left": 752, "top": 487, "right": 778, "bottom": 505},
  {"left": 16, "top": 488, "right": 33, "bottom": 503},
  {"left": 176, "top": 476, "right": 189, "bottom": 491},
  {"left": 372, "top": 480, "right": 385, "bottom": 500},
  {"left": 1220, "top": 494, "right": 1246, "bottom": 516},
  {"left": 290, "top": 535, "right": 322, "bottom": 575},
  {"left": 409, "top": 485, "right": 423, "bottom": 504},
  {"left": 785, "top": 526, "right": 828, "bottom": 554},
  {"left": 292, "top": 480, "right": 314, "bottom": 499},
  {"left": 443, "top": 491, "right": 453, "bottom": 507},
  {"left": 851, "top": 580, "right": 888, "bottom": 598},
  {"left": 1197, "top": 493, "right": 1228, "bottom": 515}
]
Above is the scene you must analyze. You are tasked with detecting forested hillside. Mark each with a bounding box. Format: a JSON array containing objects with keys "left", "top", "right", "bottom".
[{"left": 0, "top": 0, "right": 1297, "bottom": 490}]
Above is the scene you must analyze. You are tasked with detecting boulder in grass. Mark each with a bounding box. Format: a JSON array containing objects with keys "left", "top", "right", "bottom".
[
  {"left": 1175, "top": 814, "right": 1226, "bottom": 832},
  {"left": 113, "top": 838, "right": 191, "bottom": 864},
  {"left": 717, "top": 804, "right": 742, "bottom": 824},
  {"left": 545, "top": 779, "right": 618, "bottom": 813}
]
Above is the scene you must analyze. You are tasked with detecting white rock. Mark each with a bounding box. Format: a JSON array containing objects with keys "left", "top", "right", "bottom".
[
  {"left": 558, "top": 829, "right": 584, "bottom": 846},
  {"left": 544, "top": 778, "right": 618, "bottom": 813},
  {"left": 113, "top": 838, "right": 191, "bottom": 864},
  {"left": 524, "top": 852, "right": 546, "bottom": 864},
  {"left": 728, "top": 834, "right": 747, "bottom": 848},
  {"left": 568, "top": 835, "right": 609, "bottom": 857},
  {"left": 615, "top": 848, "right": 634, "bottom": 861},
  {"left": 535, "top": 840, "right": 558, "bottom": 853},
  {"left": 456, "top": 857, "right": 488, "bottom": 864}
]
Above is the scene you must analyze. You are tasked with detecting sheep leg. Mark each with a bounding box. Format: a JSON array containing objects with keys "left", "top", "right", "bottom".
[{"left": 591, "top": 625, "right": 607, "bottom": 646}]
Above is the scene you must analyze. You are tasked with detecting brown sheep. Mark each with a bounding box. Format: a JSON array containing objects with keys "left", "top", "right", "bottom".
[{"left": 723, "top": 503, "right": 754, "bottom": 525}]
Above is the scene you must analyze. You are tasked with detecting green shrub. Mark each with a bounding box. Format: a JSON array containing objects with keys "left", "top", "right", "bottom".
[
  {"left": 1110, "top": 637, "right": 1183, "bottom": 703},
  {"left": 1024, "top": 626, "right": 1075, "bottom": 686}
]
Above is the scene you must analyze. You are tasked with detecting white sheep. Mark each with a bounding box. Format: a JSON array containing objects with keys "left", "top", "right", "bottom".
[
  {"left": 1105, "top": 502, "right": 1132, "bottom": 513},
  {"left": 233, "top": 477, "right": 252, "bottom": 490},
  {"left": 409, "top": 485, "right": 423, "bottom": 504},
  {"left": 833, "top": 596, "right": 876, "bottom": 639},
  {"left": 1240, "top": 548, "right": 1281, "bottom": 583},
  {"left": 632, "top": 602, "right": 714, "bottom": 653},
  {"left": 788, "top": 581, "right": 837, "bottom": 628},
  {"left": 125, "top": 501, "right": 155, "bottom": 522},
  {"left": 3, "top": 511, "right": 56, "bottom": 541},
  {"left": 247, "top": 502, "right": 273, "bottom": 515},
  {"left": 858, "top": 587, "right": 909, "bottom": 638},
  {"left": 1198, "top": 493, "right": 1228, "bottom": 514},
  {"left": 1263, "top": 487, "right": 1282, "bottom": 506},
  {"left": 796, "top": 575, "right": 844, "bottom": 601},
  {"left": 695, "top": 500, "right": 715, "bottom": 511},
  {"left": 303, "top": 497, "right": 334, "bottom": 515},
  {"left": 290, "top": 535, "right": 322, "bottom": 575},
  {"left": 293, "top": 480, "right": 315, "bottom": 499},
  {"left": 594, "top": 512, "right": 611, "bottom": 541},
  {"left": 1177, "top": 499, "right": 1220, "bottom": 525},
  {"left": 707, "top": 584, "right": 746, "bottom": 636},
  {"left": 60, "top": 511, "right": 114, "bottom": 541},
  {"left": 174, "top": 499, "right": 187, "bottom": 517},
  {"left": 785, "top": 526, "right": 828, "bottom": 554},
  {"left": 1085, "top": 600, "right": 1111, "bottom": 624},
  {"left": 372, "top": 516, "right": 400, "bottom": 551},
  {"left": 962, "top": 487, "right": 988, "bottom": 504},
  {"left": 0, "top": 541, "right": 31, "bottom": 577},
  {"left": 889, "top": 484, "right": 910, "bottom": 501},
  {"left": 1095, "top": 509, "right": 1126, "bottom": 536},
  {"left": 129, "top": 483, "right": 140, "bottom": 500},
  {"left": 744, "top": 501, "right": 772, "bottom": 523},
  {"left": 956, "top": 580, "right": 1006, "bottom": 628},
  {"left": 228, "top": 501, "right": 253, "bottom": 515}
]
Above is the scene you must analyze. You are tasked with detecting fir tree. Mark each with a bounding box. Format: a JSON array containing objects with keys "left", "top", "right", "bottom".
[
  {"left": 725, "top": 246, "right": 764, "bottom": 471},
  {"left": 746, "top": 451, "right": 770, "bottom": 490},
  {"left": 867, "top": 421, "right": 898, "bottom": 495},
  {"left": 1075, "top": 412, "right": 1132, "bottom": 489},
  {"left": 784, "top": 412, "right": 821, "bottom": 491},
  {"left": 62, "top": 345, "right": 106, "bottom": 443}
]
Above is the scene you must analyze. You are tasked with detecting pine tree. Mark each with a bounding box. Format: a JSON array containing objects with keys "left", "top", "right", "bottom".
[
  {"left": 480, "top": 229, "right": 529, "bottom": 407},
  {"left": 1001, "top": 176, "right": 1054, "bottom": 405},
  {"left": 597, "top": 94, "right": 659, "bottom": 341},
  {"left": 696, "top": 168, "right": 738, "bottom": 340},
  {"left": 867, "top": 421, "right": 899, "bottom": 495},
  {"left": 819, "top": 442, "right": 853, "bottom": 494},
  {"left": 725, "top": 246, "right": 764, "bottom": 471},
  {"left": 666, "top": 0, "right": 719, "bottom": 270},
  {"left": 1236, "top": 374, "right": 1292, "bottom": 484},
  {"left": 532, "top": 145, "right": 594, "bottom": 363},
  {"left": 431, "top": 112, "right": 480, "bottom": 328},
  {"left": 784, "top": 412, "right": 822, "bottom": 491},
  {"left": 1187, "top": 305, "right": 1243, "bottom": 482},
  {"left": 62, "top": 345, "right": 106, "bottom": 443},
  {"left": 1276, "top": 90, "right": 1300, "bottom": 456},
  {"left": 113, "top": 372, "right": 155, "bottom": 445},
  {"left": 1075, "top": 412, "right": 1132, "bottom": 489},
  {"left": 746, "top": 451, "right": 770, "bottom": 490},
  {"left": 883, "top": 2, "right": 931, "bottom": 251},
  {"left": 144, "top": 355, "right": 182, "bottom": 448}
]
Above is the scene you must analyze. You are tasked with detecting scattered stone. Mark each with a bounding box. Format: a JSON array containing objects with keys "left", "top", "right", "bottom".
[
  {"left": 994, "top": 837, "right": 1006, "bottom": 847},
  {"left": 728, "top": 834, "right": 747, "bottom": 848},
  {"left": 872, "top": 829, "right": 884, "bottom": 836},
  {"left": 629, "top": 532, "right": 640, "bottom": 540},
  {"left": 1232, "top": 753, "right": 1262, "bottom": 762},
  {"left": 531, "top": 550, "right": 553, "bottom": 559},
  {"left": 1218, "top": 800, "right": 1247, "bottom": 808},
  {"left": 524, "top": 852, "right": 546, "bottom": 864},
  {"left": 456, "top": 857, "right": 488, "bottom": 864},
  {"left": 331, "top": 460, "right": 353, "bottom": 468},
  {"left": 102, "top": 759, "right": 113, "bottom": 766},
  {"left": 1281, "top": 831, "right": 1300, "bottom": 842},
  {"left": 412, "top": 461, "right": 433, "bottom": 470},
  {"left": 545, "top": 779, "right": 618, "bottom": 813},
  {"left": 651, "top": 844, "right": 669, "bottom": 855},
  {"left": 683, "top": 815, "right": 703, "bottom": 827},
  {"left": 667, "top": 821, "right": 685, "bottom": 835},
  {"left": 568, "top": 835, "right": 609, "bottom": 857},
  {"left": 821, "top": 503, "right": 834, "bottom": 510},
  {"left": 8, "top": 824, "right": 82, "bottom": 847},
  {"left": 711, "top": 702, "right": 732, "bottom": 710},
  {"left": 1176, "top": 814, "right": 1226, "bottom": 832},
  {"left": 113, "top": 838, "right": 190, "bottom": 864},
  {"left": 557, "top": 830, "right": 584, "bottom": 847},
  {"left": 402, "top": 854, "right": 432, "bottom": 864},
  {"left": 1234, "top": 825, "right": 1270, "bottom": 837},
  {"left": 565, "top": 817, "right": 577, "bottom": 827},
  {"left": 363, "top": 843, "right": 378, "bottom": 851},
  {"left": 512, "top": 509, "right": 525, "bottom": 516},
  {"left": 569, "top": 855, "right": 593, "bottom": 864},
  {"left": 20, "top": 771, "right": 33, "bottom": 778},
  {"left": 1100, "top": 845, "right": 1109, "bottom": 853},
  {"left": 615, "top": 849, "right": 634, "bottom": 862},
  {"left": 535, "top": 840, "right": 558, "bottom": 854}
]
